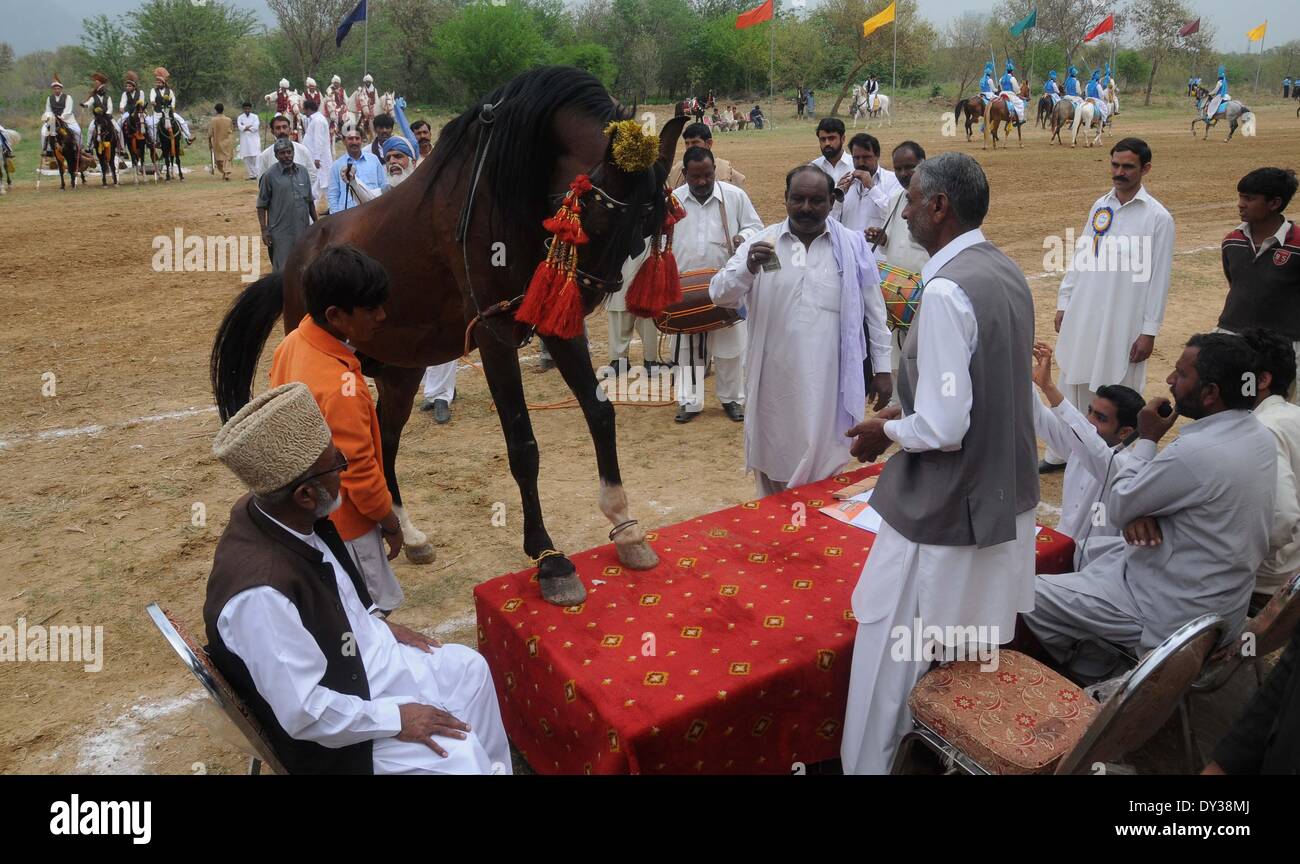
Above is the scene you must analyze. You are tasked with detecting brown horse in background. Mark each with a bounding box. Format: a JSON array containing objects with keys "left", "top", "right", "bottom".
[
  {"left": 954, "top": 94, "right": 985, "bottom": 141},
  {"left": 983, "top": 78, "right": 1029, "bottom": 150},
  {"left": 1036, "top": 93, "right": 1054, "bottom": 128},
  {"left": 212, "top": 67, "right": 687, "bottom": 607}
]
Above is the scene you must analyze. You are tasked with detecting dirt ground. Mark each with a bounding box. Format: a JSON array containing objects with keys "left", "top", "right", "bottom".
[{"left": 1, "top": 98, "right": 1296, "bottom": 775}]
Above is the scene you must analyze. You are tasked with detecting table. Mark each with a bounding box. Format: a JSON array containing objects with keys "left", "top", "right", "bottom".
[{"left": 474, "top": 466, "right": 1075, "bottom": 774}]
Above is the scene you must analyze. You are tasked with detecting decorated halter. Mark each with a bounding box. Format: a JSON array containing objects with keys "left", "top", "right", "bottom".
[{"left": 516, "top": 119, "right": 686, "bottom": 341}]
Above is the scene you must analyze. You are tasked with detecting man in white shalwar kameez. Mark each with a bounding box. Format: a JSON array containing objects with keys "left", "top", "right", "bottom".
[
  {"left": 839, "top": 152, "right": 1040, "bottom": 775},
  {"left": 669, "top": 146, "right": 763, "bottom": 423},
  {"left": 206, "top": 383, "right": 510, "bottom": 774},
  {"left": 709, "top": 165, "right": 893, "bottom": 497},
  {"left": 237, "top": 102, "right": 261, "bottom": 180},
  {"left": 1045, "top": 137, "right": 1174, "bottom": 470},
  {"left": 301, "top": 98, "right": 333, "bottom": 211}
]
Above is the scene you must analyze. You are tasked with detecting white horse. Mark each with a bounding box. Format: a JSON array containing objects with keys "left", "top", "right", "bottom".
[
  {"left": 1106, "top": 82, "right": 1119, "bottom": 120},
  {"left": 849, "top": 85, "right": 870, "bottom": 128},
  {"left": 849, "top": 85, "right": 890, "bottom": 127},
  {"left": 264, "top": 88, "right": 304, "bottom": 136},
  {"left": 0, "top": 125, "right": 19, "bottom": 193},
  {"left": 1071, "top": 99, "right": 1104, "bottom": 148}
]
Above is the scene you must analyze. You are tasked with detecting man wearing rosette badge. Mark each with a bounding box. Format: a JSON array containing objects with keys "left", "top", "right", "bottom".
[{"left": 1043, "top": 137, "right": 1175, "bottom": 473}]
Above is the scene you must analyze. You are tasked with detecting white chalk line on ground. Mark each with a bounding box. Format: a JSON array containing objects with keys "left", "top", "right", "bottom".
[
  {"left": 0, "top": 241, "right": 1222, "bottom": 452},
  {"left": 75, "top": 690, "right": 205, "bottom": 774}
]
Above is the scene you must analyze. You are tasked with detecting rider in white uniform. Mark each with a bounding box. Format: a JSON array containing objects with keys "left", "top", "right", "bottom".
[
  {"left": 1206, "top": 65, "right": 1230, "bottom": 119},
  {"left": 42, "top": 76, "right": 82, "bottom": 151}
]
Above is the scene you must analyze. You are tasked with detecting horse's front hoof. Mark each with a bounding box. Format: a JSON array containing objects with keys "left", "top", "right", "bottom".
[
  {"left": 537, "top": 555, "right": 585, "bottom": 607},
  {"left": 617, "top": 540, "right": 659, "bottom": 571},
  {"left": 404, "top": 542, "right": 436, "bottom": 565}
]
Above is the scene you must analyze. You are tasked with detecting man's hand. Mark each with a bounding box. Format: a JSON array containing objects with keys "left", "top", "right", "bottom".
[
  {"left": 836, "top": 171, "right": 854, "bottom": 192},
  {"left": 731, "top": 234, "right": 745, "bottom": 249},
  {"left": 864, "top": 227, "right": 887, "bottom": 246},
  {"left": 1129, "top": 334, "right": 1155, "bottom": 363},
  {"left": 342, "top": 164, "right": 354, "bottom": 183},
  {"left": 386, "top": 619, "right": 441, "bottom": 652},
  {"left": 745, "top": 240, "right": 776, "bottom": 274},
  {"left": 380, "top": 512, "right": 405, "bottom": 561},
  {"left": 852, "top": 169, "right": 874, "bottom": 188},
  {"left": 846, "top": 415, "right": 893, "bottom": 463},
  {"left": 1053, "top": 310, "right": 1064, "bottom": 333},
  {"left": 1123, "top": 516, "right": 1163, "bottom": 547},
  {"left": 261, "top": 229, "right": 273, "bottom": 248},
  {"left": 1137, "top": 396, "right": 1178, "bottom": 443},
  {"left": 867, "top": 372, "right": 893, "bottom": 412},
  {"left": 396, "top": 703, "right": 470, "bottom": 757}
]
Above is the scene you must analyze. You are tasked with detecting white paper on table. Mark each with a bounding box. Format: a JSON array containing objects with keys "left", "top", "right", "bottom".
[
  {"left": 1035, "top": 525, "right": 1043, "bottom": 536},
  {"left": 818, "top": 490, "right": 883, "bottom": 534}
]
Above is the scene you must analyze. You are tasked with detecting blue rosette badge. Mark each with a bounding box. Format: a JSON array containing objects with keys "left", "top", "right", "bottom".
[{"left": 1091, "top": 206, "right": 1114, "bottom": 255}]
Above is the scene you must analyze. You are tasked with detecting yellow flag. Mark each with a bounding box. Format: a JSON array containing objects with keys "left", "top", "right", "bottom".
[
  {"left": 1246, "top": 21, "right": 1267, "bottom": 42},
  {"left": 863, "top": 1, "right": 896, "bottom": 38}
]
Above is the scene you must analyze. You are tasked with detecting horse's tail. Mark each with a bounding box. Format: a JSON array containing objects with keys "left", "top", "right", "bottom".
[
  {"left": 954, "top": 98, "right": 964, "bottom": 122},
  {"left": 211, "top": 272, "right": 285, "bottom": 422}
]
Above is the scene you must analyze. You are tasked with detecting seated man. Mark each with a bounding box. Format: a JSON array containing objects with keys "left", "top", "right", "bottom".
[
  {"left": 1240, "top": 328, "right": 1300, "bottom": 608},
  {"left": 1023, "top": 333, "right": 1276, "bottom": 681},
  {"left": 748, "top": 105, "right": 764, "bottom": 130},
  {"left": 1031, "top": 341, "right": 1144, "bottom": 560},
  {"left": 206, "top": 381, "right": 510, "bottom": 774}
]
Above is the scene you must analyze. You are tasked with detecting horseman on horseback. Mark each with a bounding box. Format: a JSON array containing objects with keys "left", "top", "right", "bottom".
[
  {"left": 1085, "top": 69, "right": 1111, "bottom": 126},
  {"left": 84, "top": 72, "right": 119, "bottom": 185},
  {"left": 1045, "top": 70, "right": 1061, "bottom": 106},
  {"left": 42, "top": 76, "right": 81, "bottom": 152},
  {"left": 82, "top": 72, "right": 115, "bottom": 142},
  {"left": 1104, "top": 62, "right": 1120, "bottom": 116},
  {"left": 865, "top": 74, "right": 881, "bottom": 112},
  {"left": 979, "top": 62, "right": 997, "bottom": 108},
  {"left": 999, "top": 58, "right": 1026, "bottom": 127},
  {"left": 303, "top": 77, "right": 324, "bottom": 111},
  {"left": 1205, "top": 65, "right": 1230, "bottom": 120}
]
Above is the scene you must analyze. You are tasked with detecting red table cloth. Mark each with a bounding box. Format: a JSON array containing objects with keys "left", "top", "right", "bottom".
[{"left": 474, "top": 466, "right": 1075, "bottom": 774}]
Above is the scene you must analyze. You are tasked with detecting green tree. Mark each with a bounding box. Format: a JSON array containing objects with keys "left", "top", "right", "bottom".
[
  {"left": 0, "top": 42, "right": 13, "bottom": 79},
  {"left": 553, "top": 42, "right": 618, "bottom": 86},
  {"left": 129, "top": 0, "right": 259, "bottom": 101},
  {"left": 79, "top": 15, "right": 133, "bottom": 84},
  {"left": 1127, "top": 0, "right": 1191, "bottom": 105},
  {"left": 436, "top": 2, "right": 547, "bottom": 102},
  {"left": 266, "top": 0, "right": 353, "bottom": 83}
]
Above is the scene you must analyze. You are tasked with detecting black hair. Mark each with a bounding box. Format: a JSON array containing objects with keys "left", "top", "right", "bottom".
[
  {"left": 785, "top": 164, "right": 834, "bottom": 196},
  {"left": 410, "top": 119, "right": 431, "bottom": 132},
  {"left": 215, "top": 103, "right": 224, "bottom": 113},
  {"left": 242, "top": 101, "right": 252, "bottom": 109},
  {"left": 893, "top": 140, "right": 925, "bottom": 161},
  {"left": 303, "top": 98, "right": 319, "bottom": 112},
  {"left": 816, "top": 117, "right": 845, "bottom": 137},
  {"left": 1095, "top": 384, "right": 1144, "bottom": 430},
  {"left": 304, "top": 246, "right": 391, "bottom": 326},
  {"left": 373, "top": 113, "right": 395, "bottom": 129},
  {"left": 1237, "top": 167, "right": 1299, "bottom": 213},
  {"left": 682, "top": 145, "right": 715, "bottom": 169},
  {"left": 682, "top": 122, "right": 712, "bottom": 140},
  {"left": 1111, "top": 136, "right": 1152, "bottom": 166},
  {"left": 1240, "top": 327, "right": 1298, "bottom": 401},
  {"left": 1185, "top": 332, "right": 1259, "bottom": 411},
  {"left": 848, "top": 132, "right": 880, "bottom": 156},
  {"left": 271, "top": 114, "right": 290, "bottom": 129}
]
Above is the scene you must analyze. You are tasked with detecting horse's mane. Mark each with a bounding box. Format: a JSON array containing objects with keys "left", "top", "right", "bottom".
[{"left": 427, "top": 66, "right": 631, "bottom": 234}]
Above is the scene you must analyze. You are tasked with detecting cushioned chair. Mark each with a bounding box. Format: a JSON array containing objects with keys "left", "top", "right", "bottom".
[
  {"left": 891, "top": 614, "right": 1223, "bottom": 775},
  {"left": 147, "top": 603, "right": 286, "bottom": 775}
]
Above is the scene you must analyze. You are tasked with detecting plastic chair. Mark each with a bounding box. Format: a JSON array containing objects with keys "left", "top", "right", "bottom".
[{"left": 146, "top": 603, "right": 287, "bottom": 775}]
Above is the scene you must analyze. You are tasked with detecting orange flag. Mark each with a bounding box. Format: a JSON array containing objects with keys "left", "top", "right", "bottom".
[{"left": 736, "top": 0, "right": 773, "bottom": 29}]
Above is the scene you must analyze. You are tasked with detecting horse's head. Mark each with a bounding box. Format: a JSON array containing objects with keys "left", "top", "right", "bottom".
[{"left": 562, "top": 114, "right": 689, "bottom": 305}]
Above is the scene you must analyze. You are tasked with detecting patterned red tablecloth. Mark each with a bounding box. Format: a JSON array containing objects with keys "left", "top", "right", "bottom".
[{"left": 474, "top": 466, "right": 1075, "bottom": 774}]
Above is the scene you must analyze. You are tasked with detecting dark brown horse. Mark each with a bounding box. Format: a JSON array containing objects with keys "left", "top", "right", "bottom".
[
  {"left": 953, "top": 94, "right": 985, "bottom": 141},
  {"left": 90, "top": 111, "right": 118, "bottom": 186},
  {"left": 983, "top": 78, "right": 1029, "bottom": 150},
  {"left": 41, "top": 116, "right": 82, "bottom": 190},
  {"left": 212, "top": 67, "right": 686, "bottom": 607},
  {"left": 122, "top": 106, "right": 157, "bottom": 183},
  {"left": 156, "top": 108, "right": 185, "bottom": 181},
  {"left": 1036, "top": 93, "right": 1054, "bottom": 128}
]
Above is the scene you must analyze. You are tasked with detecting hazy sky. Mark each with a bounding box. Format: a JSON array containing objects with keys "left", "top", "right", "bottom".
[{"left": 1, "top": 0, "right": 1292, "bottom": 56}]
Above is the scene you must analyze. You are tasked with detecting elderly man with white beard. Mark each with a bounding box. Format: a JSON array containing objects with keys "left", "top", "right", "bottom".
[{"left": 341, "top": 137, "right": 462, "bottom": 425}]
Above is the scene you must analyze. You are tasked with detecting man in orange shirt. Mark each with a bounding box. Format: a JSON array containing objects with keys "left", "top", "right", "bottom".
[{"left": 270, "top": 246, "right": 406, "bottom": 611}]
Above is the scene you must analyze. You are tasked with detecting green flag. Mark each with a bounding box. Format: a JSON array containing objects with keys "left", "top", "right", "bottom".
[{"left": 1009, "top": 7, "right": 1037, "bottom": 37}]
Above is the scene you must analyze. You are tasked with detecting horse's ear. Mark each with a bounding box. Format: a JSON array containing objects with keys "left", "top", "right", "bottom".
[{"left": 656, "top": 115, "right": 688, "bottom": 178}]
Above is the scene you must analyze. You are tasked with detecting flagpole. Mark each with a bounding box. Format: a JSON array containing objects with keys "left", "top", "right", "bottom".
[
  {"left": 770, "top": 2, "right": 775, "bottom": 131},
  {"left": 1255, "top": 22, "right": 1266, "bottom": 92},
  {"left": 364, "top": 0, "right": 370, "bottom": 78}
]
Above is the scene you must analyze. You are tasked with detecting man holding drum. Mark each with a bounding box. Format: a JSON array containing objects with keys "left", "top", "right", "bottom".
[{"left": 667, "top": 146, "right": 764, "bottom": 423}]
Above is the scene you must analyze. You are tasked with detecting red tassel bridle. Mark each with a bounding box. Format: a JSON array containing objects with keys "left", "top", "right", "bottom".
[{"left": 624, "top": 188, "right": 687, "bottom": 319}]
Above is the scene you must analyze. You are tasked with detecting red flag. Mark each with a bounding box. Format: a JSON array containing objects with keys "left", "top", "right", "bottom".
[
  {"left": 1178, "top": 18, "right": 1200, "bottom": 38},
  {"left": 1083, "top": 13, "right": 1114, "bottom": 42},
  {"left": 736, "top": 0, "right": 773, "bottom": 29}
]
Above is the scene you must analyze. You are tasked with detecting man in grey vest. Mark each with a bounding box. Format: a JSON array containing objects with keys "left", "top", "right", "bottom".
[{"left": 839, "top": 152, "right": 1040, "bottom": 774}]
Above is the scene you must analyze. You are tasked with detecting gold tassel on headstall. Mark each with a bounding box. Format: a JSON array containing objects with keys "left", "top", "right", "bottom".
[{"left": 516, "top": 174, "right": 593, "bottom": 340}]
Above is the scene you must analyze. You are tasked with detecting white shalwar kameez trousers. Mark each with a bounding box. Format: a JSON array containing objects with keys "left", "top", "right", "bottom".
[{"left": 840, "top": 229, "right": 1037, "bottom": 775}]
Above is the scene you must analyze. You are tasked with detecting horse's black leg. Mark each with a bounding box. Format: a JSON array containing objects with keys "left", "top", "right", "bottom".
[
  {"left": 477, "top": 324, "right": 585, "bottom": 606},
  {"left": 541, "top": 332, "right": 659, "bottom": 571},
  {"left": 372, "top": 363, "right": 436, "bottom": 564}
]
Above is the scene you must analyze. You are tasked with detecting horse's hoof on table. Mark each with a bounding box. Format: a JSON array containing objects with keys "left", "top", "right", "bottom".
[
  {"left": 404, "top": 542, "right": 437, "bottom": 565},
  {"left": 540, "top": 575, "right": 586, "bottom": 607},
  {"left": 617, "top": 540, "right": 659, "bottom": 571}
]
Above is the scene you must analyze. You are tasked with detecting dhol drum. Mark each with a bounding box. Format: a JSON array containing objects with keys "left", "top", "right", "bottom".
[
  {"left": 654, "top": 268, "right": 742, "bottom": 335},
  {"left": 878, "top": 262, "right": 923, "bottom": 332}
]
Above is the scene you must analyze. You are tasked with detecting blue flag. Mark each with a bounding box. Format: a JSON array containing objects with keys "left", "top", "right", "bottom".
[
  {"left": 337, "top": 0, "right": 367, "bottom": 48},
  {"left": 1010, "top": 7, "right": 1037, "bottom": 38},
  {"left": 393, "top": 97, "right": 418, "bottom": 158}
]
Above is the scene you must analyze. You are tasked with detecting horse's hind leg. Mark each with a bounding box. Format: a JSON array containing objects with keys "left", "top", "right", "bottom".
[
  {"left": 479, "top": 328, "right": 586, "bottom": 606},
  {"left": 542, "top": 332, "right": 659, "bottom": 572},
  {"left": 373, "top": 363, "right": 438, "bottom": 565}
]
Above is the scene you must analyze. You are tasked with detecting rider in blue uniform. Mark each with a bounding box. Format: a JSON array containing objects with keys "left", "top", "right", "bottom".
[
  {"left": 1206, "top": 65, "right": 1230, "bottom": 118},
  {"left": 1085, "top": 69, "right": 1110, "bottom": 125},
  {"left": 999, "top": 58, "right": 1025, "bottom": 126},
  {"left": 1045, "top": 70, "right": 1061, "bottom": 106},
  {"left": 979, "top": 63, "right": 996, "bottom": 104}
]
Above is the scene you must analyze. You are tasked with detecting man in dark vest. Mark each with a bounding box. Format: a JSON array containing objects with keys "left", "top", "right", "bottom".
[
  {"left": 205, "top": 382, "right": 510, "bottom": 774},
  {"left": 838, "top": 151, "right": 1040, "bottom": 774}
]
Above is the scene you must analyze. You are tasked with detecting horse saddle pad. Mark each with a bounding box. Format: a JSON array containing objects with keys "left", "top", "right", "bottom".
[
  {"left": 878, "top": 262, "right": 924, "bottom": 332},
  {"left": 654, "top": 269, "right": 741, "bottom": 335}
]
